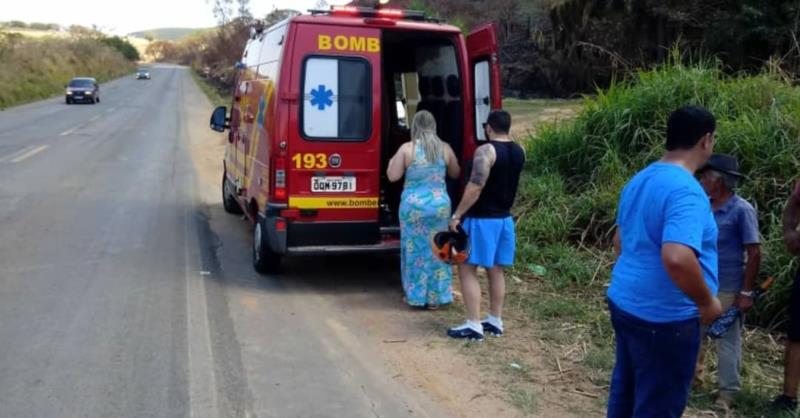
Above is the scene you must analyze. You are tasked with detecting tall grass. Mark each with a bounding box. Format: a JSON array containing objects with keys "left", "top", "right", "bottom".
[
  {"left": 0, "top": 33, "right": 135, "bottom": 109},
  {"left": 519, "top": 56, "right": 800, "bottom": 330}
]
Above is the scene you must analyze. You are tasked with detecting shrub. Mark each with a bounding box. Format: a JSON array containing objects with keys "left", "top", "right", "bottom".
[
  {"left": 519, "top": 59, "right": 800, "bottom": 329},
  {"left": 0, "top": 34, "right": 134, "bottom": 108}
]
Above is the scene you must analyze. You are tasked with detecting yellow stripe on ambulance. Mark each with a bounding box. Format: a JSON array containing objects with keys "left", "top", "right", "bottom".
[{"left": 289, "top": 196, "right": 379, "bottom": 209}]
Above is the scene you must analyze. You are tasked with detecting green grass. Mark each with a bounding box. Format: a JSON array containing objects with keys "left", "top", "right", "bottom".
[
  {"left": 521, "top": 54, "right": 800, "bottom": 328},
  {"left": 508, "top": 386, "right": 538, "bottom": 415},
  {"left": 583, "top": 345, "right": 615, "bottom": 372},
  {"left": 189, "top": 70, "right": 230, "bottom": 108},
  {"left": 489, "top": 56, "right": 799, "bottom": 416}
]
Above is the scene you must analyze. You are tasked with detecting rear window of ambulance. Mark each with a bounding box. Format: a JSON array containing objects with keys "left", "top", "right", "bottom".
[{"left": 301, "top": 57, "right": 370, "bottom": 141}]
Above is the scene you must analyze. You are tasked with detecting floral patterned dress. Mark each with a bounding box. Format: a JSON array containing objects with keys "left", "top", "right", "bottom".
[{"left": 399, "top": 145, "right": 453, "bottom": 307}]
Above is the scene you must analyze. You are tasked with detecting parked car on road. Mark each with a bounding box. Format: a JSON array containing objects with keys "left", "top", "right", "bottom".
[
  {"left": 65, "top": 77, "right": 100, "bottom": 104},
  {"left": 136, "top": 68, "right": 151, "bottom": 80}
]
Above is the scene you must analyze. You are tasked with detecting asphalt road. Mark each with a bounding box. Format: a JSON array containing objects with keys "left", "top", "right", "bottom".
[{"left": 0, "top": 66, "right": 447, "bottom": 418}]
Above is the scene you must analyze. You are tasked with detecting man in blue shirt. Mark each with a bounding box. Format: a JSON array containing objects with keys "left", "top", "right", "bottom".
[
  {"left": 607, "top": 105, "right": 723, "bottom": 418},
  {"left": 695, "top": 154, "right": 761, "bottom": 409}
]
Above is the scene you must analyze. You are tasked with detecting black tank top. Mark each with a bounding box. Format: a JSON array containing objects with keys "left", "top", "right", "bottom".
[{"left": 467, "top": 141, "right": 525, "bottom": 218}]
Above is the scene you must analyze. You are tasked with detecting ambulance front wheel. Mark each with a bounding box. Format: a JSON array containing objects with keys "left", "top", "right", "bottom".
[{"left": 253, "top": 219, "right": 281, "bottom": 274}]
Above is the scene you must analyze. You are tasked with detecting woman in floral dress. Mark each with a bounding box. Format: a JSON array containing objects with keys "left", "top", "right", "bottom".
[{"left": 387, "top": 111, "right": 460, "bottom": 308}]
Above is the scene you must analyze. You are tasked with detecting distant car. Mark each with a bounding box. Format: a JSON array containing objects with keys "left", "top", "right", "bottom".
[
  {"left": 65, "top": 77, "right": 100, "bottom": 104},
  {"left": 136, "top": 68, "right": 151, "bottom": 80}
]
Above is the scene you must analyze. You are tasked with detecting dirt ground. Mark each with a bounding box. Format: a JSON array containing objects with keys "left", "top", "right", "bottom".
[{"left": 504, "top": 98, "right": 580, "bottom": 141}]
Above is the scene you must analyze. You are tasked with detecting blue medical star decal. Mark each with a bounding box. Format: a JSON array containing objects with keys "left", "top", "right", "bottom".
[{"left": 310, "top": 84, "right": 334, "bottom": 111}]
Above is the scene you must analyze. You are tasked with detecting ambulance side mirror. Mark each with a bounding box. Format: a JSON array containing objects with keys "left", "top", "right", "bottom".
[{"left": 210, "top": 106, "right": 229, "bottom": 132}]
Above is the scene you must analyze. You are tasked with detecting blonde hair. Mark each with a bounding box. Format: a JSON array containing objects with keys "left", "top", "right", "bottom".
[{"left": 411, "top": 110, "right": 444, "bottom": 163}]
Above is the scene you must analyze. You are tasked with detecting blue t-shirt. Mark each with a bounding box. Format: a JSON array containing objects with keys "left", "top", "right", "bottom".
[
  {"left": 608, "top": 162, "right": 719, "bottom": 323},
  {"left": 714, "top": 195, "right": 760, "bottom": 292}
]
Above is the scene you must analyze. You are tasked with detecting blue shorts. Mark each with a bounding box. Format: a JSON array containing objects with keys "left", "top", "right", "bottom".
[{"left": 462, "top": 216, "right": 516, "bottom": 268}]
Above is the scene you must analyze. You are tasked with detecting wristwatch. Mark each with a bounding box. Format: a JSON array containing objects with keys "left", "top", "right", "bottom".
[
  {"left": 451, "top": 214, "right": 461, "bottom": 221},
  {"left": 739, "top": 290, "right": 754, "bottom": 297}
]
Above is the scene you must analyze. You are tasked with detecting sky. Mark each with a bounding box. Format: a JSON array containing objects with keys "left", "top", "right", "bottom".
[{"left": 4, "top": 0, "right": 350, "bottom": 35}]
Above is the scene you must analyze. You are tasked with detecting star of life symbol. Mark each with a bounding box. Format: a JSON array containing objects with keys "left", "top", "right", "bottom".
[{"left": 309, "top": 84, "right": 334, "bottom": 111}]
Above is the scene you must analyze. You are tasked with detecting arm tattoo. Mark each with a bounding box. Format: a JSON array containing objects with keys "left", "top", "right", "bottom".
[{"left": 469, "top": 146, "right": 492, "bottom": 187}]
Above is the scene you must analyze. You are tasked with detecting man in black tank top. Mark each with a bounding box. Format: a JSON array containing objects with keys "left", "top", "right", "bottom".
[{"left": 447, "top": 110, "right": 526, "bottom": 341}]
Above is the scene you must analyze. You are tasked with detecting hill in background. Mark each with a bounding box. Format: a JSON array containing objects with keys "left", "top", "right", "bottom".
[{"left": 128, "top": 27, "right": 208, "bottom": 41}]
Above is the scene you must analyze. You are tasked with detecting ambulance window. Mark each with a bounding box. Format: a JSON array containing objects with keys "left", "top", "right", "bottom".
[
  {"left": 474, "top": 60, "right": 491, "bottom": 141},
  {"left": 302, "top": 57, "right": 371, "bottom": 141}
]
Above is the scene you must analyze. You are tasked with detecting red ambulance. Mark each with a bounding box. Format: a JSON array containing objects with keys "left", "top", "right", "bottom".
[{"left": 209, "top": 3, "right": 501, "bottom": 274}]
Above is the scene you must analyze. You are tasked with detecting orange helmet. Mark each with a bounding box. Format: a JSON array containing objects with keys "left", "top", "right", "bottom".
[{"left": 431, "top": 226, "right": 470, "bottom": 265}]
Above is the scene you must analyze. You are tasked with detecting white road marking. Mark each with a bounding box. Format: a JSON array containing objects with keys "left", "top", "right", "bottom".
[
  {"left": 10, "top": 145, "right": 48, "bottom": 163},
  {"left": 59, "top": 126, "right": 79, "bottom": 136},
  {"left": 90, "top": 115, "right": 101, "bottom": 122},
  {"left": 184, "top": 215, "right": 220, "bottom": 418}
]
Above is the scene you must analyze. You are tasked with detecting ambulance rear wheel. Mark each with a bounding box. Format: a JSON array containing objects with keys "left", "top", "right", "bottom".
[
  {"left": 253, "top": 219, "right": 281, "bottom": 274},
  {"left": 222, "top": 173, "right": 243, "bottom": 214}
]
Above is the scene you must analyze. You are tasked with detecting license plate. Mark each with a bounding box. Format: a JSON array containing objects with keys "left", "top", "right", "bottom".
[{"left": 311, "top": 176, "right": 356, "bottom": 193}]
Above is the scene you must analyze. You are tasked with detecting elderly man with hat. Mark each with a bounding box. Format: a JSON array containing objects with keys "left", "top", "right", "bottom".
[{"left": 695, "top": 154, "right": 762, "bottom": 408}]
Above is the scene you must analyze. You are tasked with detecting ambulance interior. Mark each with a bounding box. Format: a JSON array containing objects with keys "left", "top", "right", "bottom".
[{"left": 380, "top": 31, "right": 464, "bottom": 228}]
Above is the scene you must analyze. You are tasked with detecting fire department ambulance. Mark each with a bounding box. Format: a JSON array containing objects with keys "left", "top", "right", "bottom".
[{"left": 210, "top": 3, "right": 501, "bottom": 274}]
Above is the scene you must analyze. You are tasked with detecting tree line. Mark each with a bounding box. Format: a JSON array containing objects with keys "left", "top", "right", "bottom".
[
  {"left": 155, "top": 0, "right": 799, "bottom": 98},
  {"left": 393, "top": 0, "right": 800, "bottom": 97}
]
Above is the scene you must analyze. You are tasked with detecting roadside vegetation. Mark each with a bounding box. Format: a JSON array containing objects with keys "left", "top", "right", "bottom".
[
  {"left": 0, "top": 26, "right": 138, "bottom": 109},
  {"left": 474, "top": 56, "right": 800, "bottom": 416},
  {"left": 190, "top": 71, "right": 229, "bottom": 108},
  {"left": 399, "top": 0, "right": 800, "bottom": 97}
]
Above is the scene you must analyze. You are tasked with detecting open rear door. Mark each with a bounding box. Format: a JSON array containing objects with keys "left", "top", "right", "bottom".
[{"left": 467, "top": 22, "right": 501, "bottom": 142}]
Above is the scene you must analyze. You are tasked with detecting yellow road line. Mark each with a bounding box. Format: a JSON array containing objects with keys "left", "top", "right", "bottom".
[
  {"left": 0, "top": 145, "right": 34, "bottom": 162},
  {"left": 11, "top": 145, "right": 49, "bottom": 163}
]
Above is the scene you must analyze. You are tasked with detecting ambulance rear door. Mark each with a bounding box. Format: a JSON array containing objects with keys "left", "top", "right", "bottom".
[{"left": 287, "top": 25, "right": 383, "bottom": 236}]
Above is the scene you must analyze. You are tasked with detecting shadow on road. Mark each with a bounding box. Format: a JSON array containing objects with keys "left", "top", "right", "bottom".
[{"left": 196, "top": 202, "right": 405, "bottom": 304}]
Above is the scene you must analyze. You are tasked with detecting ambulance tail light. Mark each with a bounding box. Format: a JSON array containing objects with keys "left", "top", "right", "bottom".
[{"left": 273, "top": 157, "right": 287, "bottom": 201}]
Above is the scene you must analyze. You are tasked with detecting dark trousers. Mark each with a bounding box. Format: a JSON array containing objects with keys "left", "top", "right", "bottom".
[{"left": 607, "top": 300, "right": 701, "bottom": 418}]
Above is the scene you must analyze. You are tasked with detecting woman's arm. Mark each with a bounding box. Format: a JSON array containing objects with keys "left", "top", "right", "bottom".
[
  {"left": 444, "top": 144, "right": 461, "bottom": 179},
  {"left": 386, "top": 143, "right": 409, "bottom": 182}
]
